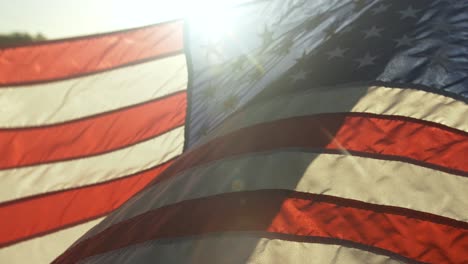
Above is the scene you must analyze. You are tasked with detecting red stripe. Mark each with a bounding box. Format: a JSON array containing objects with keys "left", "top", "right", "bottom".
[
  {"left": 0, "top": 92, "right": 186, "bottom": 169},
  {"left": 0, "top": 160, "right": 174, "bottom": 247},
  {"left": 0, "top": 21, "right": 183, "bottom": 86},
  {"left": 53, "top": 190, "right": 468, "bottom": 264},
  {"left": 158, "top": 113, "right": 468, "bottom": 183}
]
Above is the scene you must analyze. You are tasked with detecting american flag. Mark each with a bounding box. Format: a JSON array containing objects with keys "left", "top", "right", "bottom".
[{"left": 2, "top": 0, "right": 468, "bottom": 263}]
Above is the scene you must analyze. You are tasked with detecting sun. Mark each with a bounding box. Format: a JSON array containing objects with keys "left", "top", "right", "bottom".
[
  {"left": 186, "top": 2, "right": 239, "bottom": 42},
  {"left": 110, "top": 0, "right": 251, "bottom": 33}
]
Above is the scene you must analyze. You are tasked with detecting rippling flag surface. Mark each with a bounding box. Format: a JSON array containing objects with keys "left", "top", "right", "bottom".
[
  {"left": 2, "top": 0, "right": 468, "bottom": 263},
  {"left": 0, "top": 21, "right": 188, "bottom": 263}
]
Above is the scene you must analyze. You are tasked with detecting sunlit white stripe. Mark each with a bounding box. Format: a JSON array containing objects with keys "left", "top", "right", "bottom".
[
  {"left": 83, "top": 151, "right": 468, "bottom": 241},
  {"left": 197, "top": 85, "right": 468, "bottom": 146},
  {"left": 81, "top": 234, "right": 404, "bottom": 264},
  {"left": 0, "top": 54, "right": 187, "bottom": 128},
  {"left": 0, "top": 126, "right": 184, "bottom": 203},
  {"left": 0, "top": 218, "right": 104, "bottom": 264}
]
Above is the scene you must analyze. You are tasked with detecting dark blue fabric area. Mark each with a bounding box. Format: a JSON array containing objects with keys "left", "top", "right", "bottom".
[{"left": 185, "top": 0, "right": 468, "bottom": 148}]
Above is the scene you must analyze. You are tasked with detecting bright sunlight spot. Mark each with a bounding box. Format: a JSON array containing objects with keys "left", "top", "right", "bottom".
[
  {"left": 111, "top": 0, "right": 250, "bottom": 35},
  {"left": 0, "top": 0, "right": 253, "bottom": 39}
]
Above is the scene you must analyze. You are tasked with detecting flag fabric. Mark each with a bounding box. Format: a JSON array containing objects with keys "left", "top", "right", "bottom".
[
  {"left": 2, "top": 0, "right": 468, "bottom": 263},
  {"left": 0, "top": 21, "right": 187, "bottom": 263},
  {"left": 55, "top": 0, "right": 467, "bottom": 263}
]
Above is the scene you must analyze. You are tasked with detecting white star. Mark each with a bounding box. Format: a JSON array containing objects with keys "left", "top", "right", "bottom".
[
  {"left": 355, "top": 52, "right": 378, "bottom": 68},
  {"left": 430, "top": 49, "right": 451, "bottom": 71},
  {"left": 326, "top": 47, "right": 348, "bottom": 59},
  {"left": 362, "top": 26, "right": 384, "bottom": 39},
  {"left": 394, "top": 35, "right": 413, "bottom": 47},
  {"left": 399, "top": 6, "right": 420, "bottom": 19},
  {"left": 290, "top": 69, "right": 308, "bottom": 83},
  {"left": 371, "top": 4, "right": 391, "bottom": 15}
]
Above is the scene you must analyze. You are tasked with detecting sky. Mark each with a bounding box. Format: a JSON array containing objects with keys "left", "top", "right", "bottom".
[{"left": 0, "top": 0, "right": 250, "bottom": 39}]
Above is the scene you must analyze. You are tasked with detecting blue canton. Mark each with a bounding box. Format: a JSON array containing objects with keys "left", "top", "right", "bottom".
[{"left": 185, "top": 0, "right": 468, "bottom": 148}]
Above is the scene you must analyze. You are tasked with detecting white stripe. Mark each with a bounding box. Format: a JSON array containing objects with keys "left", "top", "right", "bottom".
[
  {"left": 83, "top": 151, "right": 468, "bottom": 241},
  {"left": 81, "top": 234, "right": 404, "bottom": 264},
  {"left": 0, "top": 218, "right": 104, "bottom": 264},
  {"left": 0, "top": 54, "right": 187, "bottom": 128},
  {"left": 197, "top": 85, "right": 468, "bottom": 146},
  {"left": 0, "top": 126, "right": 184, "bottom": 203}
]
